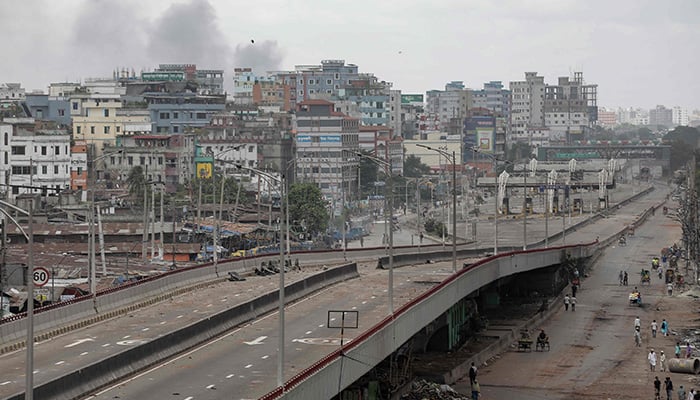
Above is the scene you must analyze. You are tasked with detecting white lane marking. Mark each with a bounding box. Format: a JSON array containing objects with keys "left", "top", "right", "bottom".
[
  {"left": 93, "top": 282, "right": 341, "bottom": 397},
  {"left": 160, "top": 321, "right": 167, "bottom": 325},
  {"left": 245, "top": 364, "right": 253, "bottom": 369},
  {"left": 55, "top": 361, "right": 65, "bottom": 365},
  {"left": 221, "top": 298, "right": 227, "bottom": 302},
  {"left": 206, "top": 304, "right": 213, "bottom": 307},
  {"left": 142, "top": 328, "right": 150, "bottom": 332},
  {"left": 330, "top": 318, "right": 336, "bottom": 322},
  {"left": 305, "top": 331, "right": 312, "bottom": 335},
  {"left": 193, "top": 309, "right": 199, "bottom": 313},
  {"left": 206, "top": 384, "right": 215, "bottom": 389},
  {"left": 243, "top": 336, "right": 267, "bottom": 346},
  {"left": 177, "top": 315, "right": 183, "bottom": 319},
  {"left": 184, "top": 397, "right": 193, "bottom": 400},
  {"left": 101, "top": 343, "right": 110, "bottom": 348},
  {"left": 226, "top": 374, "right": 234, "bottom": 379},
  {"left": 65, "top": 338, "right": 94, "bottom": 348},
  {"left": 371, "top": 296, "right": 376, "bottom": 299},
  {"left": 362, "top": 301, "right": 367, "bottom": 304},
  {"left": 352, "top": 306, "right": 357, "bottom": 310},
  {"left": 80, "top": 352, "right": 88, "bottom": 356},
  {"left": 33, "top": 370, "right": 38, "bottom": 374},
  {"left": 261, "top": 355, "right": 269, "bottom": 359},
  {"left": 234, "top": 293, "right": 240, "bottom": 297},
  {"left": 123, "top": 335, "right": 131, "bottom": 339},
  {"left": 0, "top": 381, "right": 11, "bottom": 386}
]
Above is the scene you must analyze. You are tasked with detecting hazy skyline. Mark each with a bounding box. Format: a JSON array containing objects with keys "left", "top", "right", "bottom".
[{"left": 0, "top": 0, "right": 697, "bottom": 110}]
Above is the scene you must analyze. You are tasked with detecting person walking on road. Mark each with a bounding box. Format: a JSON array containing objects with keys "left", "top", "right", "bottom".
[
  {"left": 660, "top": 350, "right": 667, "bottom": 372},
  {"left": 635, "top": 327, "right": 642, "bottom": 347},
  {"left": 654, "top": 376, "right": 662, "bottom": 400},
  {"left": 678, "top": 384, "right": 686, "bottom": 400},
  {"left": 571, "top": 295, "right": 577, "bottom": 311},
  {"left": 619, "top": 270, "right": 624, "bottom": 285},
  {"left": 572, "top": 283, "right": 578, "bottom": 298},
  {"left": 564, "top": 294, "right": 570, "bottom": 311},
  {"left": 469, "top": 362, "right": 477, "bottom": 384},
  {"left": 652, "top": 320, "right": 658, "bottom": 338},
  {"left": 470, "top": 378, "right": 480, "bottom": 400},
  {"left": 662, "top": 319, "right": 669, "bottom": 336},
  {"left": 686, "top": 342, "right": 693, "bottom": 359},
  {"left": 635, "top": 316, "right": 641, "bottom": 330},
  {"left": 665, "top": 377, "right": 674, "bottom": 400},
  {"left": 676, "top": 342, "right": 682, "bottom": 358},
  {"left": 624, "top": 271, "right": 629, "bottom": 286},
  {"left": 649, "top": 349, "right": 658, "bottom": 371}
]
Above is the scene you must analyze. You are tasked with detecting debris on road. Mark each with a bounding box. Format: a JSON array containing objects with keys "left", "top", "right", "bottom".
[{"left": 400, "top": 380, "right": 470, "bottom": 400}]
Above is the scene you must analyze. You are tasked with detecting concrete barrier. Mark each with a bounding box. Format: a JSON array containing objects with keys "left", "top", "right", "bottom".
[{"left": 3, "top": 263, "right": 359, "bottom": 400}]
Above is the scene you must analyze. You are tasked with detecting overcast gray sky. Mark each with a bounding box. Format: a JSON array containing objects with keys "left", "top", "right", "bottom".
[{"left": 1, "top": 0, "right": 697, "bottom": 110}]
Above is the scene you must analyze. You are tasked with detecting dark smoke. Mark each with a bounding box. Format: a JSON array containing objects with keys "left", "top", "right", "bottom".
[
  {"left": 233, "top": 40, "right": 285, "bottom": 75},
  {"left": 147, "top": 0, "right": 233, "bottom": 70}
]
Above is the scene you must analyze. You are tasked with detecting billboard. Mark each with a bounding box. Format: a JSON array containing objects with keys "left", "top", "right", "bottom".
[
  {"left": 465, "top": 116, "right": 495, "bottom": 131},
  {"left": 401, "top": 94, "right": 424, "bottom": 104},
  {"left": 296, "top": 135, "right": 311, "bottom": 143},
  {"left": 196, "top": 162, "right": 212, "bottom": 179},
  {"left": 476, "top": 128, "right": 494, "bottom": 152},
  {"left": 320, "top": 135, "right": 341, "bottom": 143}
]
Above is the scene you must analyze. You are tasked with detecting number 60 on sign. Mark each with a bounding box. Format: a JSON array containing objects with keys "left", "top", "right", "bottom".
[{"left": 32, "top": 267, "right": 50, "bottom": 287}]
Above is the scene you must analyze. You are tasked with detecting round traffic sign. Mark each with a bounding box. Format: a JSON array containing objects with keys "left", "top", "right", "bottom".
[{"left": 32, "top": 267, "right": 50, "bottom": 287}]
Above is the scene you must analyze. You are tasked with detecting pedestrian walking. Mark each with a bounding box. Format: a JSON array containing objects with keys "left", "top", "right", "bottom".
[
  {"left": 572, "top": 283, "right": 578, "bottom": 298},
  {"left": 571, "top": 296, "right": 577, "bottom": 311},
  {"left": 668, "top": 282, "right": 673, "bottom": 296},
  {"left": 635, "top": 316, "right": 641, "bottom": 330},
  {"left": 688, "top": 388, "right": 695, "bottom": 400},
  {"left": 619, "top": 270, "right": 624, "bottom": 285},
  {"left": 635, "top": 327, "right": 642, "bottom": 347},
  {"left": 654, "top": 376, "right": 662, "bottom": 400},
  {"left": 676, "top": 342, "right": 682, "bottom": 358},
  {"left": 469, "top": 362, "right": 477, "bottom": 384},
  {"left": 661, "top": 319, "right": 669, "bottom": 337},
  {"left": 649, "top": 349, "right": 657, "bottom": 371},
  {"left": 624, "top": 271, "right": 629, "bottom": 286},
  {"left": 470, "top": 378, "right": 480, "bottom": 400},
  {"left": 652, "top": 320, "right": 658, "bottom": 338},
  {"left": 678, "top": 384, "right": 686, "bottom": 400},
  {"left": 687, "top": 342, "right": 693, "bottom": 359},
  {"left": 660, "top": 351, "right": 667, "bottom": 372},
  {"left": 665, "top": 377, "right": 674, "bottom": 400},
  {"left": 564, "top": 294, "right": 570, "bottom": 311}
]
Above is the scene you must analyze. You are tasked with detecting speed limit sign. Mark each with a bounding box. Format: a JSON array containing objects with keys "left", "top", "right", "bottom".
[{"left": 32, "top": 267, "right": 50, "bottom": 287}]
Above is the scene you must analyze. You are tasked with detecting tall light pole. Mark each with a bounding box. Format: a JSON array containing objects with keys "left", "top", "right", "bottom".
[
  {"left": 234, "top": 164, "right": 286, "bottom": 389},
  {"left": 356, "top": 153, "right": 395, "bottom": 312},
  {"left": 473, "top": 147, "right": 509, "bottom": 255},
  {"left": 416, "top": 144, "right": 457, "bottom": 273}
]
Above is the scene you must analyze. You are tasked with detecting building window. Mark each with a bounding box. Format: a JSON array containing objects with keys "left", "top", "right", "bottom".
[
  {"left": 11, "top": 146, "right": 25, "bottom": 155},
  {"left": 104, "top": 126, "right": 110, "bottom": 134},
  {"left": 173, "top": 112, "right": 179, "bottom": 119},
  {"left": 160, "top": 112, "right": 170, "bottom": 119},
  {"left": 196, "top": 113, "right": 206, "bottom": 119},
  {"left": 72, "top": 102, "right": 78, "bottom": 110},
  {"left": 127, "top": 156, "right": 133, "bottom": 166},
  {"left": 140, "top": 156, "right": 145, "bottom": 165},
  {"left": 173, "top": 126, "right": 179, "bottom": 133},
  {"left": 104, "top": 109, "right": 109, "bottom": 117},
  {"left": 41, "top": 146, "right": 47, "bottom": 155},
  {"left": 90, "top": 126, "right": 95, "bottom": 134},
  {"left": 326, "top": 79, "right": 332, "bottom": 85},
  {"left": 42, "top": 165, "right": 48, "bottom": 174},
  {"left": 248, "top": 146, "right": 254, "bottom": 152},
  {"left": 58, "top": 109, "right": 65, "bottom": 116},
  {"left": 76, "top": 126, "right": 81, "bottom": 134},
  {"left": 116, "top": 126, "right": 121, "bottom": 133},
  {"left": 158, "top": 157, "right": 163, "bottom": 165}
]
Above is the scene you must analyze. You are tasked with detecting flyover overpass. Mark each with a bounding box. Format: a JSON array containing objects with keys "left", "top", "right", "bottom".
[{"left": 0, "top": 184, "right": 662, "bottom": 399}]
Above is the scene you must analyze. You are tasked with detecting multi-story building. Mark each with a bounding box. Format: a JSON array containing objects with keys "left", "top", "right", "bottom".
[
  {"left": 154, "top": 64, "right": 224, "bottom": 95},
  {"left": 387, "top": 89, "right": 403, "bottom": 137},
  {"left": 404, "top": 132, "right": 462, "bottom": 172},
  {"left": 399, "top": 94, "right": 425, "bottom": 140},
  {"left": 509, "top": 72, "right": 546, "bottom": 143},
  {"left": 340, "top": 74, "right": 392, "bottom": 126},
  {"left": 232, "top": 68, "right": 279, "bottom": 105},
  {"left": 0, "top": 119, "right": 71, "bottom": 199},
  {"left": 103, "top": 133, "right": 197, "bottom": 193},
  {"left": 672, "top": 106, "right": 689, "bottom": 127},
  {"left": 649, "top": 105, "right": 674, "bottom": 128},
  {"left": 597, "top": 107, "right": 617, "bottom": 128},
  {"left": 145, "top": 92, "right": 226, "bottom": 134},
  {"left": 470, "top": 81, "right": 511, "bottom": 119},
  {"left": 70, "top": 141, "right": 88, "bottom": 192},
  {"left": 0, "top": 83, "right": 25, "bottom": 103},
  {"left": 293, "top": 99, "right": 359, "bottom": 199},
  {"left": 543, "top": 72, "right": 598, "bottom": 144},
  {"left": 426, "top": 81, "right": 471, "bottom": 134},
  {"left": 463, "top": 108, "right": 508, "bottom": 162},
  {"left": 24, "top": 93, "right": 72, "bottom": 126},
  {"left": 358, "top": 126, "right": 403, "bottom": 176}
]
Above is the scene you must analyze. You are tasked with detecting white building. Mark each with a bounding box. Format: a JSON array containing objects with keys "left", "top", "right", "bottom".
[
  {"left": 509, "top": 72, "right": 546, "bottom": 143},
  {"left": 426, "top": 81, "right": 470, "bottom": 133},
  {"left": 388, "top": 89, "right": 403, "bottom": 137},
  {"left": 0, "top": 83, "right": 25, "bottom": 103},
  {"left": 0, "top": 119, "right": 71, "bottom": 199},
  {"left": 672, "top": 106, "right": 689, "bottom": 127}
]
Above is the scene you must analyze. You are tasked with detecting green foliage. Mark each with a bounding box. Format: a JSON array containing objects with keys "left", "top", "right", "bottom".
[
  {"left": 636, "top": 127, "right": 654, "bottom": 140},
  {"left": 506, "top": 142, "right": 534, "bottom": 161},
  {"left": 359, "top": 150, "right": 379, "bottom": 198},
  {"left": 665, "top": 127, "right": 700, "bottom": 171},
  {"left": 195, "top": 173, "right": 249, "bottom": 205},
  {"left": 423, "top": 217, "right": 446, "bottom": 237},
  {"left": 127, "top": 166, "right": 146, "bottom": 203},
  {"left": 404, "top": 154, "right": 431, "bottom": 178},
  {"left": 287, "top": 183, "right": 329, "bottom": 235}
]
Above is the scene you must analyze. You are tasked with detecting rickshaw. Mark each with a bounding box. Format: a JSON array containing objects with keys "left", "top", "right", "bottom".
[
  {"left": 665, "top": 269, "right": 675, "bottom": 284},
  {"left": 629, "top": 291, "right": 642, "bottom": 306},
  {"left": 618, "top": 236, "right": 627, "bottom": 246},
  {"left": 651, "top": 257, "right": 660, "bottom": 270},
  {"left": 641, "top": 269, "right": 651, "bottom": 285}
]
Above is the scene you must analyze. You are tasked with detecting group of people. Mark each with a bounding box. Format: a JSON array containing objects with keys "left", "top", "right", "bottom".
[
  {"left": 563, "top": 293, "right": 577, "bottom": 311},
  {"left": 619, "top": 270, "right": 629, "bottom": 286},
  {"left": 655, "top": 376, "right": 696, "bottom": 400}
]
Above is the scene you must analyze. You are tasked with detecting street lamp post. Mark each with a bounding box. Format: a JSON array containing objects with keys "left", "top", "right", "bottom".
[
  {"left": 52, "top": 252, "right": 69, "bottom": 303},
  {"left": 416, "top": 144, "right": 457, "bottom": 273},
  {"left": 357, "top": 153, "right": 396, "bottom": 313}
]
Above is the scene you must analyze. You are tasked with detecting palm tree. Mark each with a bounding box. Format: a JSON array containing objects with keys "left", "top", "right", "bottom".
[{"left": 126, "top": 166, "right": 146, "bottom": 204}]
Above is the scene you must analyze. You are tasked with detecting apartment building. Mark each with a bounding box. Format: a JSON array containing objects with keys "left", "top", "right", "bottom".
[
  {"left": 0, "top": 119, "right": 71, "bottom": 199},
  {"left": 672, "top": 106, "right": 689, "bottom": 127},
  {"left": 509, "top": 72, "right": 546, "bottom": 143},
  {"left": 426, "top": 81, "right": 471, "bottom": 134},
  {"left": 293, "top": 99, "right": 359, "bottom": 199},
  {"left": 145, "top": 92, "right": 226, "bottom": 134},
  {"left": 470, "top": 81, "right": 511, "bottom": 119},
  {"left": 649, "top": 105, "right": 674, "bottom": 128},
  {"left": 543, "top": 72, "right": 598, "bottom": 144}
]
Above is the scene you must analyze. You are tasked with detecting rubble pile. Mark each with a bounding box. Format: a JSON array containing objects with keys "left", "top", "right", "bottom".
[{"left": 400, "top": 380, "right": 470, "bottom": 400}]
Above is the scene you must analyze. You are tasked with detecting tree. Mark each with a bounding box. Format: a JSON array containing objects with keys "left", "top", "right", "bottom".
[
  {"left": 404, "top": 154, "right": 431, "bottom": 178},
  {"left": 358, "top": 150, "right": 378, "bottom": 198},
  {"left": 636, "top": 127, "right": 654, "bottom": 140},
  {"left": 287, "top": 183, "right": 329, "bottom": 236},
  {"left": 665, "top": 127, "right": 700, "bottom": 171},
  {"left": 127, "top": 166, "right": 146, "bottom": 204}
]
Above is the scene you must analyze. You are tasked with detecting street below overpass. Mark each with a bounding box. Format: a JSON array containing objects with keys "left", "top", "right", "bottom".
[{"left": 0, "top": 183, "right": 663, "bottom": 400}]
